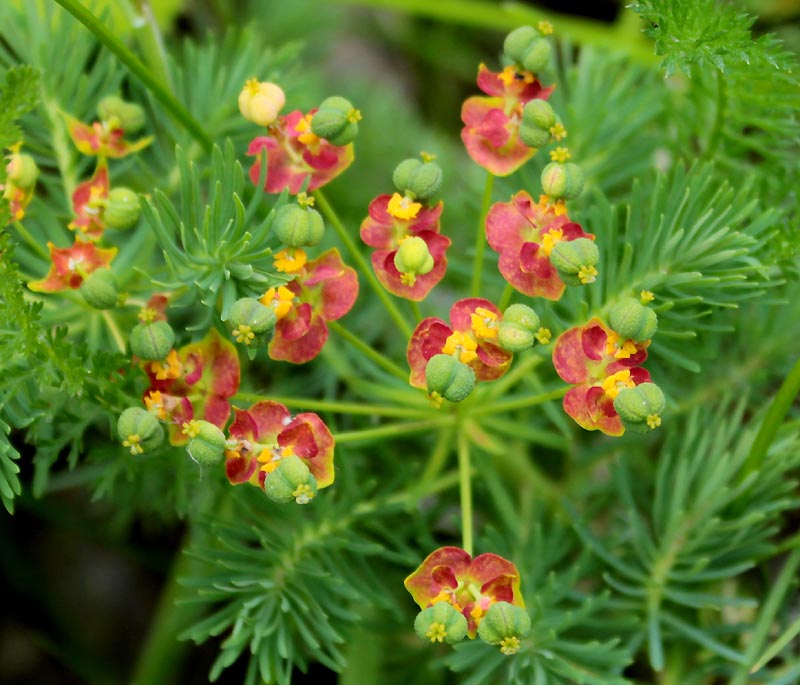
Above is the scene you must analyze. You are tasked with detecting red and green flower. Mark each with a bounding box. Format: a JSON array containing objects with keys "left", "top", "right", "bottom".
[
  {"left": 68, "top": 160, "right": 109, "bottom": 240},
  {"left": 224, "top": 400, "right": 335, "bottom": 490},
  {"left": 359, "top": 194, "right": 450, "bottom": 301},
  {"left": 461, "top": 64, "right": 554, "bottom": 176},
  {"left": 485, "top": 190, "right": 593, "bottom": 300},
  {"left": 552, "top": 317, "right": 651, "bottom": 436},
  {"left": 247, "top": 109, "right": 354, "bottom": 194},
  {"left": 28, "top": 240, "right": 117, "bottom": 293},
  {"left": 64, "top": 112, "right": 152, "bottom": 159},
  {"left": 264, "top": 248, "right": 358, "bottom": 364},
  {"left": 143, "top": 328, "right": 240, "bottom": 445},
  {"left": 405, "top": 546, "right": 525, "bottom": 638},
  {"left": 407, "top": 298, "right": 512, "bottom": 389}
]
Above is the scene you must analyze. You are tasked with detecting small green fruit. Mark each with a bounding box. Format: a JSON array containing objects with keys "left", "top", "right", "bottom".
[
  {"left": 98, "top": 95, "right": 145, "bottom": 132},
  {"left": 541, "top": 162, "right": 585, "bottom": 201},
  {"left": 228, "top": 297, "right": 277, "bottom": 335},
  {"left": 272, "top": 203, "right": 325, "bottom": 247},
  {"left": 414, "top": 603, "right": 468, "bottom": 644},
  {"left": 104, "top": 187, "right": 140, "bottom": 229},
  {"left": 519, "top": 100, "right": 557, "bottom": 148},
  {"left": 392, "top": 158, "right": 443, "bottom": 201},
  {"left": 477, "top": 602, "right": 531, "bottom": 654},
  {"left": 7, "top": 153, "right": 38, "bottom": 189},
  {"left": 394, "top": 236, "right": 434, "bottom": 276},
  {"left": 80, "top": 268, "right": 118, "bottom": 310},
  {"left": 117, "top": 407, "right": 163, "bottom": 454},
  {"left": 503, "top": 26, "right": 551, "bottom": 72},
  {"left": 425, "top": 354, "right": 476, "bottom": 403},
  {"left": 609, "top": 297, "right": 658, "bottom": 342},
  {"left": 130, "top": 320, "right": 175, "bottom": 361},
  {"left": 613, "top": 382, "right": 665, "bottom": 433},
  {"left": 187, "top": 421, "right": 227, "bottom": 466},
  {"left": 549, "top": 238, "right": 600, "bottom": 286},
  {"left": 311, "top": 96, "right": 360, "bottom": 146},
  {"left": 264, "top": 455, "right": 319, "bottom": 504}
]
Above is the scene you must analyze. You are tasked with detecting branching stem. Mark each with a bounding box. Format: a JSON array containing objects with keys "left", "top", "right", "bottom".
[
  {"left": 457, "top": 430, "right": 474, "bottom": 556},
  {"left": 471, "top": 171, "right": 494, "bottom": 297}
]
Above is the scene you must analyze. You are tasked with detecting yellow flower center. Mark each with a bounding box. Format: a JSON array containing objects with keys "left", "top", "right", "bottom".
[
  {"left": 347, "top": 108, "right": 362, "bottom": 124},
  {"left": 150, "top": 349, "right": 181, "bottom": 380},
  {"left": 138, "top": 307, "right": 157, "bottom": 323},
  {"left": 182, "top": 420, "right": 202, "bottom": 438},
  {"left": 540, "top": 227, "right": 564, "bottom": 257},
  {"left": 442, "top": 331, "right": 478, "bottom": 364},
  {"left": 400, "top": 272, "right": 417, "bottom": 286},
  {"left": 273, "top": 248, "right": 307, "bottom": 273},
  {"left": 578, "top": 265, "right": 598, "bottom": 284},
  {"left": 387, "top": 192, "right": 422, "bottom": 220},
  {"left": 538, "top": 194, "right": 568, "bottom": 216},
  {"left": 144, "top": 390, "right": 168, "bottom": 420},
  {"left": 420, "top": 151, "right": 437, "bottom": 163},
  {"left": 647, "top": 414, "right": 662, "bottom": 429},
  {"left": 538, "top": 19, "right": 554, "bottom": 35},
  {"left": 425, "top": 622, "right": 448, "bottom": 643},
  {"left": 500, "top": 636, "right": 522, "bottom": 655},
  {"left": 123, "top": 434, "right": 143, "bottom": 455},
  {"left": 292, "top": 483, "right": 316, "bottom": 504},
  {"left": 260, "top": 285, "right": 296, "bottom": 320},
  {"left": 605, "top": 331, "right": 638, "bottom": 359},
  {"left": 535, "top": 327, "right": 552, "bottom": 345},
  {"left": 296, "top": 192, "right": 314, "bottom": 208},
  {"left": 245, "top": 78, "right": 261, "bottom": 96},
  {"left": 640, "top": 290, "right": 655, "bottom": 304},
  {"left": 549, "top": 146, "right": 571, "bottom": 163},
  {"left": 257, "top": 443, "right": 295, "bottom": 474},
  {"left": 601, "top": 369, "right": 636, "bottom": 400},
  {"left": 233, "top": 324, "right": 255, "bottom": 345},
  {"left": 470, "top": 307, "right": 499, "bottom": 339},
  {"left": 498, "top": 65, "right": 534, "bottom": 87},
  {"left": 549, "top": 122, "right": 567, "bottom": 141},
  {"left": 295, "top": 113, "right": 320, "bottom": 147}
]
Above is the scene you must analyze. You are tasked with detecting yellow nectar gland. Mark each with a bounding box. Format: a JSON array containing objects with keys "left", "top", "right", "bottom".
[
  {"left": 257, "top": 443, "right": 295, "bottom": 474},
  {"left": 400, "top": 272, "right": 417, "bottom": 287},
  {"left": 427, "top": 391, "right": 444, "bottom": 409},
  {"left": 420, "top": 151, "right": 437, "bottom": 163},
  {"left": 647, "top": 414, "right": 662, "bottom": 429},
  {"left": 387, "top": 192, "right": 422, "bottom": 221},
  {"left": 347, "top": 108, "right": 363, "bottom": 124},
  {"left": 260, "top": 285, "right": 295, "bottom": 320},
  {"left": 536, "top": 327, "right": 552, "bottom": 345},
  {"left": 538, "top": 20, "right": 554, "bottom": 35},
  {"left": 138, "top": 307, "right": 157, "bottom": 323},
  {"left": 601, "top": 369, "right": 635, "bottom": 400},
  {"left": 295, "top": 114, "right": 320, "bottom": 147},
  {"left": 296, "top": 191, "right": 314, "bottom": 208},
  {"left": 549, "top": 146, "right": 571, "bottom": 163},
  {"left": 578, "top": 265, "right": 599, "bottom": 284},
  {"left": 605, "top": 331, "right": 637, "bottom": 360},
  {"left": 273, "top": 247, "right": 307, "bottom": 273},
  {"left": 292, "top": 484, "right": 316, "bottom": 504},
  {"left": 540, "top": 227, "right": 564, "bottom": 257},
  {"left": 549, "top": 122, "right": 567, "bottom": 141},
  {"left": 538, "top": 194, "right": 567, "bottom": 217},
  {"left": 144, "top": 391, "right": 168, "bottom": 420},
  {"left": 640, "top": 290, "right": 655, "bottom": 304},
  {"left": 244, "top": 78, "right": 261, "bottom": 96},
  {"left": 425, "top": 622, "right": 448, "bottom": 643},
  {"left": 150, "top": 349, "right": 181, "bottom": 381},
  {"left": 498, "top": 65, "right": 535, "bottom": 87},
  {"left": 500, "top": 636, "right": 522, "bottom": 655},
  {"left": 233, "top": 324, "right": 255, "bottom": 345},
  {"left": 470, "top": 307, "right": 499, "bottom": 340},
  {"left": 123, "top": 434, "right": 143, "bottom": 455},
  {"left": 443, "top": 331, "right": 478, "bottom": 364},
  {"left": 182, "top": 420, "right": 202, "bottom": 438}
]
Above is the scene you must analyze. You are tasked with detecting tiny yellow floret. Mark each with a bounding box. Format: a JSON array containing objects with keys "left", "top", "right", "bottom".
[
  {"left": 605, "top": 331, "right": 637, "bottom": 359},
  {"left": 538, "top": 20, "right": 554, "bottom": 35},
  {"left": 138, "top": 307, "right": 157, "bottom": 323},
  {"left": 123, "top": 434, "right": 143, "bottom": 455},
  {"left": 293, "top": 484, "right": 316, "bottom": 504},
  {"left": 549, "top": 146, "right": 571, "bottom": 163},
  {"left": 470, "top": 307, "right": 499, "bottom": 339},
  {"left": 549, "top": 122, "right": 567, "bottom": 141},
  {"left": 150, "top": 349, "right": 181, "bottom": 381},
  {"left": 144, "top": 391, "right": 168, "bottom": 420},
  {"left": 427, "top": 391, "right": 444, "bottom": 409},
  {"left": 182, "top": 420, "right": 202, "bottom": 438},
  {"left": 578, "top": 265, "right": 599, "bottom": 284},
  {"left": 400, "top": 272, "right": 417, "bottom": 287},
  {"left": 647, "top": 414, "right": 662, "bottom": 429},
  {"left": 261, "top": 286, "right": 296, "bottom": 320},
  {"left": 273, "top": 247, "right": 307, "bottom": 273},
  {"left": 536, "top": 327, "right": 552, "bottom": 345},
  {"left": 420, "top": 151, "right": 437, "bottom": 163},
  {"left": 387, "top": 192, "right": 422, "bottom": 220},
  {"left": 347, "top": 108, "right": 363, "bottom": 124},
  {"left": 640, "top": 290, "right": 655, "bottom": 304},
  {"left": 296, "top": 192, "right": 314, "bottom": 208},
  {"left": 601, "top": 369, "right": 635, "bottom": 400},
  {"left": 500, "top": 636, "right": 522, "bottom": 655},
  {"left": 425, "top": 622, "right": 448, "bottom": 643},
  {"left": 443, "top": 331, "right": 478, "bottom": 364},
  {"left": 294, "top": 114, "right": 320, "bottom": 147},
  {"left": 233, "top": 324, "right": 255, "bottom": 345},
  {"left": 540, "top": 227, "right": 564, "bottom": 257}
]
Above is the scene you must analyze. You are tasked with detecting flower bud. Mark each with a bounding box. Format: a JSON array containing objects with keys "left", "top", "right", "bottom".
[
  {"left": 311, "top": 96, "right": 360, "bottom": 146},
  {"left": 7, "top": 152, "right": 38, "bottom": 189},
  {"left": 98, "top": 95, "right": 146, "bottom": 133},
  {"left": 541, "top": 162, "right": 584, "bottom": 201},
  {"left": 425, "top": 354, "right": 476, "bottom": 403},
  {"left": 238, "top": 79, "right": 286, "bottom": 127},
  {"left": 519, "top": 100, "right": 557, "bottom": 148},
  {"left": 549, "top": 238, "right": 599, "bottom": 286},
  {"left": 503, "top": 26, "right": 551, "bottom": 73},
  {"left": 80, "top": 268, "right": 118, "bottom": 310},
  {"left": 477, "top": 602, "right": 531, "bottom": 654},
  {"left": 394, "top": 236, "right": 434, "bottom": 276},
  {"left": 104, "top": 187, "right": 140, "bottom": 229},
  {"left": 130, "top": 320, "right": 175, "bottom": 361},
  {"left": 497, "top": 304, "right": 540, "bottom": 352},
  {"left": 414, "top": 603, "right": 468, "bottom": 645},
  {"left": 272, "top": 203, "right": 325, "bottom": 247},
  {"left": 613, "top": 382, "right": 665, "bottom": 433},
  {"left": 117, "top": 407, "right": 164, "bottom": 455},
  {"left": 609, "top": 297, "right": 658, "bottom": 342},
  {"left": 392, "top": 158, "right": 443, "bottom": 202},
  {"left": 228, "top": 297, "right": 277, "bottom": 334},
  {"left": 187, "top": 420, "right": 227, "bottom": 466},
  {"left": 264, "top": 455, "right": 319, "bottom": 504}
]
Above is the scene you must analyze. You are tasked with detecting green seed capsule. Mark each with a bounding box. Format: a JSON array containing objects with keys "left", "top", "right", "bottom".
[
  {"left": 425, "top": 354, "right": 476, "bottom": 403},
  {"left": 187, "top": 421, "right": 227, "bottom": 466},
  {"left": 477, "top": 602, "right": 531, "bottom": 654},
  {"left": 272, "top": 203, "right": 325, "bottom": 247},
  {"left": 519, "top": 100, "right": 557, "bottom": 148},
  {"left": 80, "top": 268, "right": 118, "bottom": 310},
  {"left": 104, "top": 187, "right": 140, "bottom": 230},
  {"left": 117, "top": 407, "right": 163, "bottom": 455},
  {"left": 394, "top": 236, "right": 434, "bottom": 275},
  {"left": 414, "top": 603, "right": 468, "bottom": 644},
  {"left": 228, "top": 297, "right": 277, "bottom": 334},
  {"left": 541, "top": 162, "right": 585, "bottom": 201},
  {"left": 549, "top": 238, "right": 600, "bottom": 286},
  {"left": 98, "top": 95, "right": 145, "bottom": 133},
  {"left": 613, "top": 382, "right": 666, "bottom": 433},
  {"left": 264, "top": 455, "right": 319, "bottom": 504},
  {"left": 311, "top": 96, "right": 360, "bottom": 146},
  {"left": 392, "top": 158, "right": 443, "bottom": 201},
  {"left": 7, "top": 153, "right": 38, "bottom": 189},
  {"left": 130, "top": 320, "right": 175, "bottom": 361},
  {"left": 609, "top": 297, "right": 658, "bottom": 342}
]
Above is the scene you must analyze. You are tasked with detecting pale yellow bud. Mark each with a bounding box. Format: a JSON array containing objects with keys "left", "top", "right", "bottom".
[{"left": 238, "top": 79, "right": 286, "bottom": 127}]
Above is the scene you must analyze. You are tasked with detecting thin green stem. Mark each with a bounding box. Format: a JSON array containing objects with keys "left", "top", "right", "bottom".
[
  {"left": 471, "top": 171, "right": 494, "bottom": 297},
  {"left": 52, "top": 0, "right": 212, "bottom": 151},
  {"left": 419, "top": 423, "right": 456, "bottom": 486},
  {"left": 233, "top": 392, "right": 429, "bottom": 418},
  {"left": 333, "top": 417, "right": 454, "bottom": 444},
  {"left": 12, "top": 221, "right": 49, "bottom": 260},
  {"left": 328, "top": 320, "right": 409, "bottom": 381},
  {"left": 497, "top": 282, "right": 514, "bottom": 311},
  {"left": 122, "top": 0, "right": 174, "bottom": 91},
  {"left": 471, "top": 386, "right": 568, "bottom": 417},
  {"left": 742, "top": 354, "right": 800, "bottom": 476},
  {"left": 731, "top": 548, "right": 800, "bottom": 684},
  {"left": 704, "top": 69, "right": 727, "bottom": 160},
  {"left": 101, "top": 310, "right": 126, "bottom": 354},
  {"left": 313, "top": 189, "right": 413, "bottom": 338},
  {"left": 457, "top": 430, "right": 473, "bottom": 556},
  {"left": 751, "top": 614, "right": 800, "bottom": 675},
  {"left": 410, "top": 300, "right": 423, "bottom": 323}
]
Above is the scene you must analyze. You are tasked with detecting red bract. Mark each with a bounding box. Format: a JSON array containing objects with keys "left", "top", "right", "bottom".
[
  {"left": 144, "top": 328, "right": 240, "bottom": 445},
  {"left": 247, "top": 110, "right": 354, "bottom": 194},
  {"left": 224, "top": 400, "right": 335, "bottom": 490},
  {"left": 404, "top": 546, "right": 525, "bottom": 638},
  {"left": 552, "top": 317, "right": 651, "bottom": 436},
  {"left": 461, "top": 64, "right": 554, "bottom": 176},
  {"left": 267, "top": 248, "right": 358, "bottom": 364},
  {"left": 359, "top": 194, "right": 450, "bottom": 301},
  {"left": 28, "top": 240, "right": 117, "bottom": 293},
  {"left": 64, "top": 113, "right": 152, "bottom": 159},
  {"left": 69, "top": 159, "right": 109, "bottom": 240},
  {"left": 486, "top": 190, "right": 593, "bottom": 300},
  {"left": 407, "top": 298, "right": 512, "bottom": 389}
]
